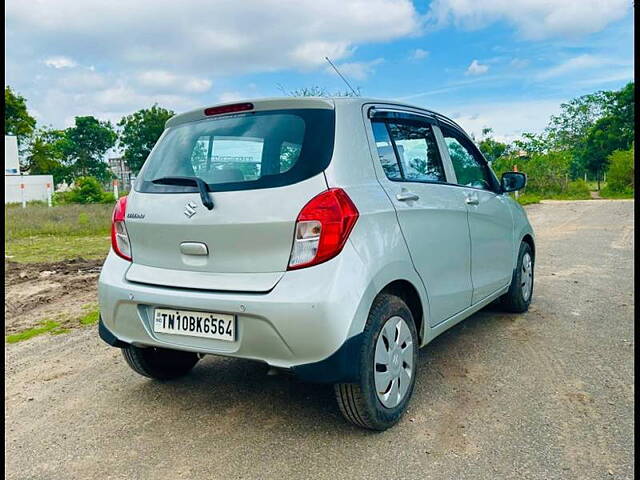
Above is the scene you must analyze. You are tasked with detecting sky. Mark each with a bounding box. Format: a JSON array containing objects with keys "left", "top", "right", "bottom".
[{"left": 5, "top": 0, "right": 635, "bottom": 143}]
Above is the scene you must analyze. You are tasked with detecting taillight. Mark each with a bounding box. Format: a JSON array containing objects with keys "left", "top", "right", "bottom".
[
  {"left": 204, "top": 102, "right": 253, "bottom": 116},
  {"left": 288, "top": 188, "right": 359, "bottom": 270},
  {"left": 111, "top": 196, "right": 132, "bottom": 261}
]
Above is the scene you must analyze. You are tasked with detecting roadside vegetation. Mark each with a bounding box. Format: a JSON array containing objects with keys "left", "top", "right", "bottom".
[
  {"left": 5, "top": 202, "right": 112, "bottom": 262},
  {"left": 6, "top": 303, "right": 100, "bottom": 343},
  {"left": 485, "top": 82, "right": 634, "bottom": 203}
]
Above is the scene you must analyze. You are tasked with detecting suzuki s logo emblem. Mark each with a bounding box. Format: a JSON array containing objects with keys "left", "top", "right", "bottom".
[{"left": 184, "top": 201, "right": 197, "bottom": 218}]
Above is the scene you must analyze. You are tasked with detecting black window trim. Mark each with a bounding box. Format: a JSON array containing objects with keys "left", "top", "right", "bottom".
[
  {"left": 368, "top": 104, "right": 503, "bottom": 193},
  {"left": 372, "top": 117, "right": 450, "bottom": 187}
]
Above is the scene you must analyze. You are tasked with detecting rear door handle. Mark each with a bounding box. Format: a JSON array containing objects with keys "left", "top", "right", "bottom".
[
  {"left": 396, "top": 191, "right": 420, "bottom": 202},
  {"left": 465, "top": 195, "right": 479, "bottom": 205}
]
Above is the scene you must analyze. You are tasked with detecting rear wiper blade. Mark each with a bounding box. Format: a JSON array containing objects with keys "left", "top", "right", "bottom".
[{"left": 151, "top": 176, "right": 214, "bottom": 210}]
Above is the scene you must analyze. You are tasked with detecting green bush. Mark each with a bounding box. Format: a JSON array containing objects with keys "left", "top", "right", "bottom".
[
  {"left": 101, "top": 192, "right": 116, "bottom": 203},
  {"left": 55, "top": 176, "right": 115, "bottom": 204},
  {"left": 52, "top": 191, "right": 72, "bottom": 205},
  {"left": 67, "top": 177, "right": 106, "bottom": 203},
  {"left": 566, "top": 179, "right": 591, "bottom": 198},
  {"left": 606, "top": 146, "right": 634, "bottom": 193},
  {"left": 516, "top": 193, "right": 541, "bottom": 205},
  {"left": 523, "top": 151, "right": 572, "bottom": 196},
  {"left": 600, "top": 185, "right": 634, "bottom": 198}
]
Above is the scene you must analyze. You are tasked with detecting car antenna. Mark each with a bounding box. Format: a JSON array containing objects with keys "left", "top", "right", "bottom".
[{"left": 324, "top": 56, "right": 359, "bottom": 97}]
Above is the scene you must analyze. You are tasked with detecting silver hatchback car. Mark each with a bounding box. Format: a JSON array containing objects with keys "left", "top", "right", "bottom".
[{"left": 98, "top": 97, "right": 535, "bottom": 430}]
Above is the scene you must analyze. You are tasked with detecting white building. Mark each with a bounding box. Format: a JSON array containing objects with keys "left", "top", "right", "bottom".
[{"left": 4, "top": 135, "right": 54, "bottom": 204}]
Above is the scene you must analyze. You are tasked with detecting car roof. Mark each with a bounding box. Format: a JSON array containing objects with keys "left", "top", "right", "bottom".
[{"left": 165, "top": 96, "right": 465, "bottom": 133}]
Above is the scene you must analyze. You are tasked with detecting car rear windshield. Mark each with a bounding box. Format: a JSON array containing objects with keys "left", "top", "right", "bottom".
[{"left": 136, "top": 108, "right": 335, "bottom": 193}]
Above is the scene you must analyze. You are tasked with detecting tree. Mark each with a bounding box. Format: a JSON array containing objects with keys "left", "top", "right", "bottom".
[
  {"left": 4, "top": 86, "right": 36, "bottom": 147},
  {"left": 478, "top": 128, "right": 508, "bottom": 163},
  {"left": 578, "top": 82, "right": 635, "bottom": 188},
  {"left": 582, "top": 116, "right": 628, "bottom": 189},
  {"left": 118, "top": 105, "right": 175, "bottom": 174},
  {"left": 523, "top": 151, "right": 572, "bottom": 195},
  {"left": 602, "top": 81, "right": 634, "bottom": 149},
  {"left": 512, "top": 132, "right": 548, "bottom": 156},
  {"left": 605, "top": 145, "right": 634, "bottom": 193},
  {"left": 542, "top": 82, "right": 634, "bottom": 180},
  {"left": 544, "top": 90, "right": 611, "bottom": 152},
  {"left": 277, "top": 84, "right": 362, "bottom": 97},
  {"left": 24, "top": 127, "right": 69, "bottom": 184},
  {"left": 61, "top": 116, "right": 117, "bottom": 182}
]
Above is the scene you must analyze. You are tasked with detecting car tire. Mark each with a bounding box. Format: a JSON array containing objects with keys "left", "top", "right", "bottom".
[
  {"left": 122, "top": 345, "right": 199, "bottom": 380},
  {"left": 501, "top": 241, "right": 534, "bottom": 313},
  {"left": 334, "top": 293, "right": 418, "bottom": 431}
]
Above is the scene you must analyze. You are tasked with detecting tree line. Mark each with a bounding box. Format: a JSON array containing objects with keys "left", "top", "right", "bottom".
[
  {"left": 477, "top": 82, "right": 634, "bottom": 195},
  {"left": 5, "top": 86, "right": 174, "bottom": 186},
  {"left": 4, "top": 82, "right": 634, "bottom": 196}
]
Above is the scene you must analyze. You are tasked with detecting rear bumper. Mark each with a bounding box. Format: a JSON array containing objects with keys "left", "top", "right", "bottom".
[{"left": 98, "top": 242, "right": 372, "bottom": 382}]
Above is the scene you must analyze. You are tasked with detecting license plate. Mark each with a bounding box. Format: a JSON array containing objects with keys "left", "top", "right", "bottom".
[{"left": 153, "top": 308, "right": 236, "bottom": 342}]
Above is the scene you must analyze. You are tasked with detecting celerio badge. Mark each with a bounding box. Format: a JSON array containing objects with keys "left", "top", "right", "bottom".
[{"left": 184, "top": 201, "right": 197, "bottom": 218}]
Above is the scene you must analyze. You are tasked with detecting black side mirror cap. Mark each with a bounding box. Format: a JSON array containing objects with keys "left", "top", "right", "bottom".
[{"left": 501, "top": 172, "right": 527, "bottom": 192}]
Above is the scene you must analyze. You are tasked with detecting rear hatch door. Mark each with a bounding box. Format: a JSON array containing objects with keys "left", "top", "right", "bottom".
[{"left": 123, "top": 102, "right": 335, "bottom": 292}]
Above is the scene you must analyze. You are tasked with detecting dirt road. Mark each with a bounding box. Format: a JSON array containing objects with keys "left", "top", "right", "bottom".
[{"left": 5, "top": 200, "right": 634, "bottom": 479}]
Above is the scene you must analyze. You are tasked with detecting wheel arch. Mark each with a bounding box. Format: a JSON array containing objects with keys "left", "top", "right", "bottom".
[
  {"left": 521, "top": 233, "right": 535, "bottom": 259},
  {"left": 378, "top": 279, "right": 425, "bottom": 344}
]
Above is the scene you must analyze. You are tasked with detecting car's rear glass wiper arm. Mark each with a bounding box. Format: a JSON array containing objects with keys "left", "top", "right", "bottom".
[{"left": 151, "top": 176, "right": 214, "bottom": 210}]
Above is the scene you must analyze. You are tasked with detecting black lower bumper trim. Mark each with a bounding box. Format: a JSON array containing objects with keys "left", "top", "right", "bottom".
[
  {"left": 292, "top": 333, "right": 364, "bottom": 384},
  {"left": 98, "top": 317, "right": 128, "bottom": 348}
]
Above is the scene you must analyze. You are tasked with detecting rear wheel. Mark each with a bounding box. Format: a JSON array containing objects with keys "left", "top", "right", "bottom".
[
  {"left": 501, "top": 241, "right": 534, "bottom": 313},
  {"left": 122, "top": 345, "right": 199, "bottom": 380},
  {"left": 334, "top": 293, "right": 418, "bottom": 431}
]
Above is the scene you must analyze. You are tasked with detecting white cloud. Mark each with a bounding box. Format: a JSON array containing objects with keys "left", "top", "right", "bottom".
[
  {"left": 217, "top": 92, "right": 246, "bottom": 103},
  {"left": 437, "top": 99, "right": 564, "bottom": 143},
  {"left": 44, "top": 56, "right": 77, "bottom": 69},
  {"left": 325, "top": 58, "right": 384, "bottom": 81},
  {"left": 8, "top": 0, "right": 420, "bottom": 74},
  {"left": 56, "top": 70, "right": 109, "bottom": 92},
  {"left": 466, "top": 59, "right": 489, "bottom": 75},
  {"left": 427, "top": 0, "right": 631, "bottom": 40},
  {"left": 509, "top": 58, "right": 530, "bottom": 69},
  {"left": 6, "top": 0, "right": 421, "bottom": 127},
  {"left": 536, "top": 54, "right": 607, "bottom": 80},
  {"left": 136, "top": 71, "right": 212, "bottom": 93},
  {"left": 410, "top": 48, "right": 429, "bottom": 60}
]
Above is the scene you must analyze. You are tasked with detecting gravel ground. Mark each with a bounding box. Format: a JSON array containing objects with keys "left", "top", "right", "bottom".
[{"left": 4, "top": 199, "right": 634, "bottom": 480}]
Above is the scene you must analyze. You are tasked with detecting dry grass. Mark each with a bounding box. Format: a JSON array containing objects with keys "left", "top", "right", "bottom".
[
  {"left": 5, "top": 203, "right": 113, "bottom": 263},
  {"left": 5, "top": 203, "right": 113, "bottom": 240}
]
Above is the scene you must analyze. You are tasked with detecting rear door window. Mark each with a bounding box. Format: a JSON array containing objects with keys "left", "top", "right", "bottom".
[
  {"left": 371, "top": 122, "right": 402, "bottom": 180},
  {"left": 137, "top": 109, "right": 334, "bottom": 193},
  {"left": 371, "top": 119, "right": 446, "bottom": 183}
]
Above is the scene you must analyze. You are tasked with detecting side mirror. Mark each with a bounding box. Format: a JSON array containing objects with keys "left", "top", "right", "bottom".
[{"left": 501, "top": 172, "right": 526, "bottom": 192}]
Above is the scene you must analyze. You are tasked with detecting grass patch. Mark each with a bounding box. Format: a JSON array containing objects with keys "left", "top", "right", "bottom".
[
  {"left": 599, "top": 187, "right": 634, "bottom": 199},
  {"left": 5, "top": 235, "right": 110, "bottom": 263},
  {"left": 79, "top": 304, "right": 100, "bottom": 326},
  {"left": 544, "top": 192, "right": 592, "bottom": 200},
  {"left": 6, "top": 320, "right": 68, "bottom": 343},
  {"left": 5, "top": 203, "right": 113, "bottom": 263},
  {"left": 5, "top": 203, "right": 113, "bottom": 240},
  {"left": 516, "top": 193, "right": 541, "bottom": 205}
]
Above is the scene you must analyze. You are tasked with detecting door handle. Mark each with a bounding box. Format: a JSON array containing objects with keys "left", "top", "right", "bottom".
[
  {"left": 396, "top": 191, "right": 420, "bottom": 202},
  {"left": 465, "top": 195, "right": 479, "bottom": 205}
]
